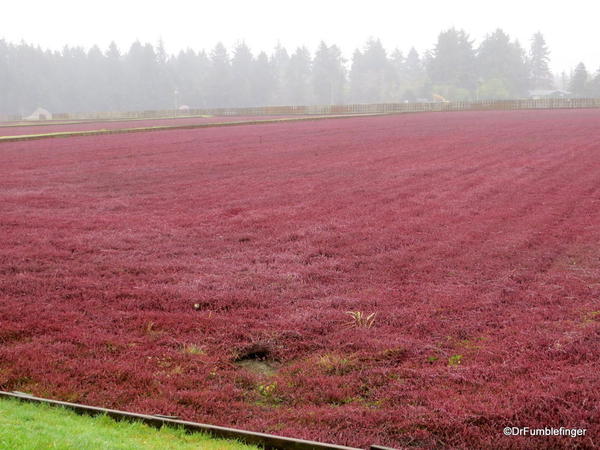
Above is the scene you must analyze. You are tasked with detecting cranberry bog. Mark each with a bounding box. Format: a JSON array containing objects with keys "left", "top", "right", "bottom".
[{"left": 1, "top": 110, "right": 599, "bottom": 449}]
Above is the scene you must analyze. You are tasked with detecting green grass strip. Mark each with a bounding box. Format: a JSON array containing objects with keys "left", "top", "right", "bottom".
[
  {"left": 0, "top": 397, "right": 257, "bottom": 450},
  {"left": 0, "top": 121, "right": 90, "bottom": 128},
  {"left": 0, "top": 113, "right": 390, "bottom": 143},
  {"left": 0, "top": 115, "right": 217, "bottom": 129}
]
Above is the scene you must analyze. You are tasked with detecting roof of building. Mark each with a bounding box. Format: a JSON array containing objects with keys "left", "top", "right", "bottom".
[{"left": 529, "top": 89, "right": 571, "bottom": 96}]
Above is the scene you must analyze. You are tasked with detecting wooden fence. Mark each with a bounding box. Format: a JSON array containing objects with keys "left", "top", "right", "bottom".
[{"left": 7, "top": 98, "right": 600, "bottom": 122}]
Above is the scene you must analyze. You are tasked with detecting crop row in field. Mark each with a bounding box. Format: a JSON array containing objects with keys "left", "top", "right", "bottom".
[{"left": 1, "top": 110, "right": 599, "bottom": 448}]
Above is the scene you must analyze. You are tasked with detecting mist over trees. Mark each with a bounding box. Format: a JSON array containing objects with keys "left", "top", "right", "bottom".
[
  {"left": 1, "top": 29, "right": 599, "bottom": 115},
  {"left": 476, "top": 30, "right": 529, "bottom": 99},
  {"left": 570, "top": 63, "right": 589, "bottom": 97},
  {"left": 529, "top": 32, "right": 554, "bottom": 90}
]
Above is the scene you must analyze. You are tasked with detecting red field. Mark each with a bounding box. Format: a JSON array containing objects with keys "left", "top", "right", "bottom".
[
  {"left": 1, "top": 110, "right": 599, "bottom": 448},
  {"left": 0, "top": 115, "right": 307, "bottom": 137}
]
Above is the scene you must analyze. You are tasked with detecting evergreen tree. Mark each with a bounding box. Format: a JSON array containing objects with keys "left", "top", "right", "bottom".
[
  {"left": 14, "top": 42, "right": 47, "bottom": 114},
  {"left": 105, "top": 42, "right": 125, "bottom": 111},
  {"left": 86, "top": 45, "right": 109, "bottom": 111},
  {"left": 588, "top": 68, "right": 600, "bottom": 97},
  {"left": 349, "top": 49, "right": 365, "bottom": 102},
  {"left": 349, "top": 38, "right": 393, "bottom": 103},
  {"left": 154, "top": 39, "right": 174, "bottom": 108},
  {"left": 0, "top": 40, "right": 10, "bottom": 113},
  {"left": 529, "top": 32, "right": 554, "bottom": 89},
  {"left": 124, "top": 41, "right": 149, "bottom": 109},
  {"left": 569, "top": 62, "right": 589, "bottom": 97},
  {"left": 312, "top": 41, "right": 345, "bottom": 104},
  {"left": 230, "top": 42, "right": 255, "bottom": 107},
  {"left": 0, "top": 30, "right": 582, "bottom": 115},
  {"left": 401, "top": 47, "right": 426, "bottom": 101},
  {"left": 206, "top": 42, "right": 232, "bottom": 107},
  {"left": 285, "top": 46, "right": 312, "bottom": 105},
  {"left": 270, "top": 44, "right": 290, "bottom": 105},
  {"left": 251, "top": 52, "right": 275, "bottom": 106},
  {"left": 171, "top": 49, "right": 210, "bottom": 107},
  {"left": 428, "top": 28, "right": 477, "bottom": 96},
  {"left": 388, "top": 49, "right": 405, "bottom": 99},
  {"left": 404, "top": 48, "right": 424, "bottom": 82},
  {"left": 477, "top": 29, "right": 529, "bottom": 98}
]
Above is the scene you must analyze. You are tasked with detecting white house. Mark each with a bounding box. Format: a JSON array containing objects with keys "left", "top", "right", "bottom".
[{"left": 25, "top": 107, "right": 52, "bottom": 121}]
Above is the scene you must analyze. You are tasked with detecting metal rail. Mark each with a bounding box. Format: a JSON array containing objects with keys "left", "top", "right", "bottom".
[{"left": 1, "top": 390, "right": 377, "bottom": 450}]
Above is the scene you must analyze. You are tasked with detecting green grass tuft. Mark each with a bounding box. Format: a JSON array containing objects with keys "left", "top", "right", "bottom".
[{"left": 0, "top": 397, "right": 258, "bottom": 449}]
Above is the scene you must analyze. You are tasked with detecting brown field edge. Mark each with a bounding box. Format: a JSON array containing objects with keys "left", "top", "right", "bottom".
[
  {"left": 0, "top": 114, "right": 223, "bottom": 129},
  {"left": 0, "top": 391, "right": 366, "bottom": 450},
  {"left": 0, "top": 114, "right": 391, "bottom": 143}
]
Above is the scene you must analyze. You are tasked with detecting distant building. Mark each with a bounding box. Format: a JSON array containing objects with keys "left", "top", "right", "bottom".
[
  {"left": 25, "top": 107, "right": 52, "bottom": 121},
  {"left": 528, "top": 89, "right": 571, "bottom": 99}
]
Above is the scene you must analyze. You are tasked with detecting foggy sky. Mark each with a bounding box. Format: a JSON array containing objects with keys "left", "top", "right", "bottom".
[{"left": 2, "top": 0, "right": 597, "bottom": 73}]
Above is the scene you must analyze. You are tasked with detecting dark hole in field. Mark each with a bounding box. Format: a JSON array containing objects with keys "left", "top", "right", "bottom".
[
  {"left": 234, "top": 343, "right": 278, "bottom": 376},
  {"left": 235, "top": 343, "right": 272, "bottom": 362}
]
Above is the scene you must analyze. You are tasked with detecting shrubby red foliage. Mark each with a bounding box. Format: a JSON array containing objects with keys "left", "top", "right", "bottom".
[
  {"left": 0, "top": 115, "right": 306, "bottom": 137},
  {"left": 1, "top": 110, "right": 599, "bottom": 448}
]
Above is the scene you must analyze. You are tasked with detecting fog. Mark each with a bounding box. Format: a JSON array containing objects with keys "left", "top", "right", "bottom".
[
  {"left": 2, "top": 0, "right": 599, "bottom": 115},
  {"left": 3, "top": 0, "right": 598, "bottom": 72}
]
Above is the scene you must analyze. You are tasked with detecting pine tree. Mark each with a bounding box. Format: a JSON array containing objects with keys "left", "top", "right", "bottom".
[
  {"left": 404, "top": 48, "right": 423, "bottom": 82},
  {"left": 105, "top": 42, "right": 125, "bottom": 111},
  {"left": 285, "top": 47, "right": 312, "bottom": 105},
  {"left": 270, "top": 44, "right": 290, "bottom": 105},
  {"left": 230, "top": 42, "right": 255, "bottom": 107},
  {"left": 171, "top": 49, "right": 210, "bottom": 108},
  {"left": 569, "top": 62, "right": 589, "bottom": 97},
  {"left": 206, "top": 42, "right": 232, "bottom": 107},
  {"left": 312, "top": 42, "right": 345, "bottom": 104},
  {"left": 349, "top": 39, "right": 392, "bottom": 103},
  {"left": 251, "top": 52, "right": 275, "bottom": 106},
  {"left": 589, "top": 68, "right": 600, "bottom": 97},
  {"left": 349, "top": 49, "right": 364, "bottom": 102},
  {"left": 428, "top": 28, "right": 477, "bottom": 95},
  {"left": 388, "top": 49, "right": 405, "bottom": 98},
  {"left": 477, "top": 29, "right": 529, "bottom": 98},
  {"left": 529, "top": 32, "right": 554, "bottom": 89},
  {"left": 0, "top": 40, "right": 10, "bottom": 114},
  {"left": 397, "top": 48, "right": 426, "bottom": 101},
  {"left": 86, "top": 46, "right": 109, "bottom": 111}
]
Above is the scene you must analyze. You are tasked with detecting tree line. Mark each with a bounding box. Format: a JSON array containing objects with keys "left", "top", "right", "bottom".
[{"left": 1, "top": 29, "right": 599, "bottom": 115}]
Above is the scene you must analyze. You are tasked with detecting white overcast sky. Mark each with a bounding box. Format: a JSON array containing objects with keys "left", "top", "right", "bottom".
[{"left": 1, "top": 0, "right": 598, "bottom": 73}]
